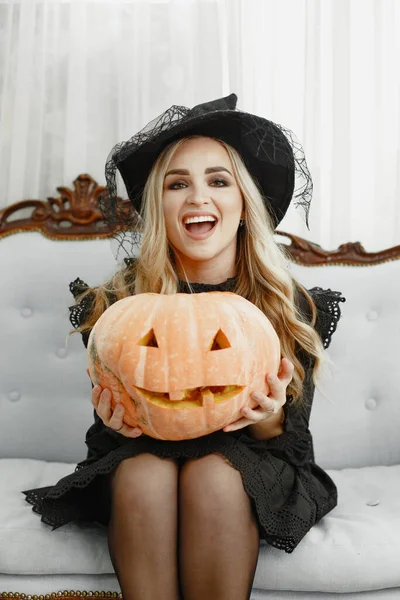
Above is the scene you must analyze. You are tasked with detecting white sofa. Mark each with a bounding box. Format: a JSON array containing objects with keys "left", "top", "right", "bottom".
[{"left": 1, "top": 176, "right": 400, "bottom": 599}]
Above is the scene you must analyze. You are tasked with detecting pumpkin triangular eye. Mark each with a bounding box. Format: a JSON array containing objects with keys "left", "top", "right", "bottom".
[
  {"left": 137, "top": 328, "right": 159, "bottom": 348},
  {"left": 210, "top": 329, "right": 231, "bottom": 351}
]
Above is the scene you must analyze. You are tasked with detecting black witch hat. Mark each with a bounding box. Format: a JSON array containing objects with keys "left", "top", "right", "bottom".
[{"left": 101, "top": 93, "right": 313, "bottom": 258}]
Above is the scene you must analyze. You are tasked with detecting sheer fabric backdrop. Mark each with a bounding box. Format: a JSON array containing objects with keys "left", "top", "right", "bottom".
[{"left": 0, "top": 0, "right": 399, "bottom": 250}]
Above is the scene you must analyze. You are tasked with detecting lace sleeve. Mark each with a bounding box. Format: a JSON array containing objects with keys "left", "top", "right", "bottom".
[
  {"left": 249, "top": 286, "right": 345, "bottom": 454},
  {"left": 68, "top": 277, "right": 127, "bottom": 457},
  {"left": 308, "top": 287, "right": 346, "bottom": 349},
  {"left": 68, "top": 277, "right": 94, "bottom": 349}
]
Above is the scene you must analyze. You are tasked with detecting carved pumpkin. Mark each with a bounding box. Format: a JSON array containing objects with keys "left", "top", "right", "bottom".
[{"left": 87, "top": 292, "right": 281, "bottom": 440}]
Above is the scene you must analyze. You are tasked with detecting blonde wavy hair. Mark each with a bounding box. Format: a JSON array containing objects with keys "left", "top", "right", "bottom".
[{"left": 70, "top": 135, "right": 329, "bottom": 406}]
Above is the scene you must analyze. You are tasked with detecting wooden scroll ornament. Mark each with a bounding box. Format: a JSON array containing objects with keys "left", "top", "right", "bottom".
[{"left": 0, "top": 174, "right": 132, "bottom": 241}]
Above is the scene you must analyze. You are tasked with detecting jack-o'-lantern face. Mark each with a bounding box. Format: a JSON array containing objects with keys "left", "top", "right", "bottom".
[
  {"left": 134, "top": 326, "right": 243, "bottom": 407},
  {"left": 87, "top": 292, "right": 281, "bottom": 441}
]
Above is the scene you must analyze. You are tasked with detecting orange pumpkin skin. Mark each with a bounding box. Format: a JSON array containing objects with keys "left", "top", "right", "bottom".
[{"left": 87, "top": 292, "right": 281, "bottom": 441}]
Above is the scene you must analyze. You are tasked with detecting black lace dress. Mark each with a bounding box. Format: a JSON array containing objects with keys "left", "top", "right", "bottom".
[{"left": 23, "top": 276, "right": 345, "bottom": 554}]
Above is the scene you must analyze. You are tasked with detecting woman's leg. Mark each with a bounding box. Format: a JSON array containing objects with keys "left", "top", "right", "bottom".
[
  {"left": 107, "top": 453, "right": 181, "bottom": 600},
  {"left": 178, "top": 454, "right": 260, "bottom": 600}
]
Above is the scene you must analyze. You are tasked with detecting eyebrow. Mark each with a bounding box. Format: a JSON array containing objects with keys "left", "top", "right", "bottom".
[{"left": 165, "top": 166, "right": 233, "bottom": 177}]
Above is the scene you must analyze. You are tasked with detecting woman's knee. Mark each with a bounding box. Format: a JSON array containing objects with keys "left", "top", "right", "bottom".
[
  {"left": 110, "top": 453, "right": 179, "bottom": 509},
  {"left": 179, "top": 454, "right": 252, "bottom": 519}
]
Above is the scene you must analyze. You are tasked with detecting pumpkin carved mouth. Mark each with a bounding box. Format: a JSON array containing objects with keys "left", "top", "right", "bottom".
[{"left": 133, "top": 385, "right": 244, "bottom": 409}]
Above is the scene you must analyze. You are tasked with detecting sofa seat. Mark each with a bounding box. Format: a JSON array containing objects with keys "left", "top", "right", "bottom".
[{"left": 1, "top": 458, "right": 399, "bottom": 595}]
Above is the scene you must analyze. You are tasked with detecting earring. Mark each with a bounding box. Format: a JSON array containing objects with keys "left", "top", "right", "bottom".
[{"left": 239, "top": 219, "right": 245, "bottom": 227}]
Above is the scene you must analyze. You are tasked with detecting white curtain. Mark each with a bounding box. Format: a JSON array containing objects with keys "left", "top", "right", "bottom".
[{"left": 1, "top": 0, "right": 399, "bottom": 251}]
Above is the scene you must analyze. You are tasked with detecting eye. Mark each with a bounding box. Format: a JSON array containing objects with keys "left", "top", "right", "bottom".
[
  {"left": 137, "top": 328, "right": 159, "bottom": 348},
  {"left": 210, "top": 178, "right": 228, "bottom": 187},
  {"left": 168, "top": 181, "right": 187, "bottom": 190},
  {"left": 209, "top": 329, "right": 231, "bottom": 351}
]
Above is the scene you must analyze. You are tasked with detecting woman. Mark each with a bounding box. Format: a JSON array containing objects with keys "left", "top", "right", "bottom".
[{"left": 23, "top": 94, "right": 345, "bottom": 600}]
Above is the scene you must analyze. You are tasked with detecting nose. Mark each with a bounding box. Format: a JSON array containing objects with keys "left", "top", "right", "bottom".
[
  {"left": 186, "top": 183, "right": 211, "bottom": 206},
  {"left": 187, "top": 196, "right": 211, "bottom": 207}
]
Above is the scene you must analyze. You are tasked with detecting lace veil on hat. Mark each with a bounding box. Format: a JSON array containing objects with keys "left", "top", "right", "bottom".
[{"left": 100, "top": 93, "right": 313, "bottom": 261}]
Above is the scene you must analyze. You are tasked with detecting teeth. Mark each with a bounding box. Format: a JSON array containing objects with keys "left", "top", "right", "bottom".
[{"left": 184, "top": 215, "right": 216, "bottom": 225}]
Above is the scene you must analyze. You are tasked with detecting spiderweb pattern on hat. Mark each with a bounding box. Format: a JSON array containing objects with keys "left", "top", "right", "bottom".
[{"left": 100, "top": 102, "right": 313, "bottom": 263}]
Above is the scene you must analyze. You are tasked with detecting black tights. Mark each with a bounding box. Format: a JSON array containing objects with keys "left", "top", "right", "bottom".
[{"left": 106, "top": 453, "right": 260, "bottom": 600}]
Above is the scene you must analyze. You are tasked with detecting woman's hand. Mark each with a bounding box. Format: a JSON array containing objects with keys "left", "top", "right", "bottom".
[
  {"left": 222, "top": 358, "right": 294, "bottom": 436},
  {"left": 88, "top": 370, "right": 143, "bottom": 438}
]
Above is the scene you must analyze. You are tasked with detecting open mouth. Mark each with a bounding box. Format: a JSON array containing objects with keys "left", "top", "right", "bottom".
[
  {"left": 182, "top": 216, "right": 218, "bottom": 239},
  {"left": 133, "top": 385, "right": 244, "bottom": 408},
  {"left": 184, "top": 220, "right": 217, "bottom": 234}
]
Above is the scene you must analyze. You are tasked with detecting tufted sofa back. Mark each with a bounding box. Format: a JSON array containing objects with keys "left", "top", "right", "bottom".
[
  {"left": 0, "top": 232, "right": 117, "bottom": 464},
  {"left": 288, "top": 258, "right": 400, "bottom": 469},
  {"left": 1, "top": 177, "right": 399, "bottom": 470}
]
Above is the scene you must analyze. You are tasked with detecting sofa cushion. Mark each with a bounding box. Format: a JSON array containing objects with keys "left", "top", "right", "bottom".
[{"left": 2, "top": 458, "right": 399, "bottom": 594}]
